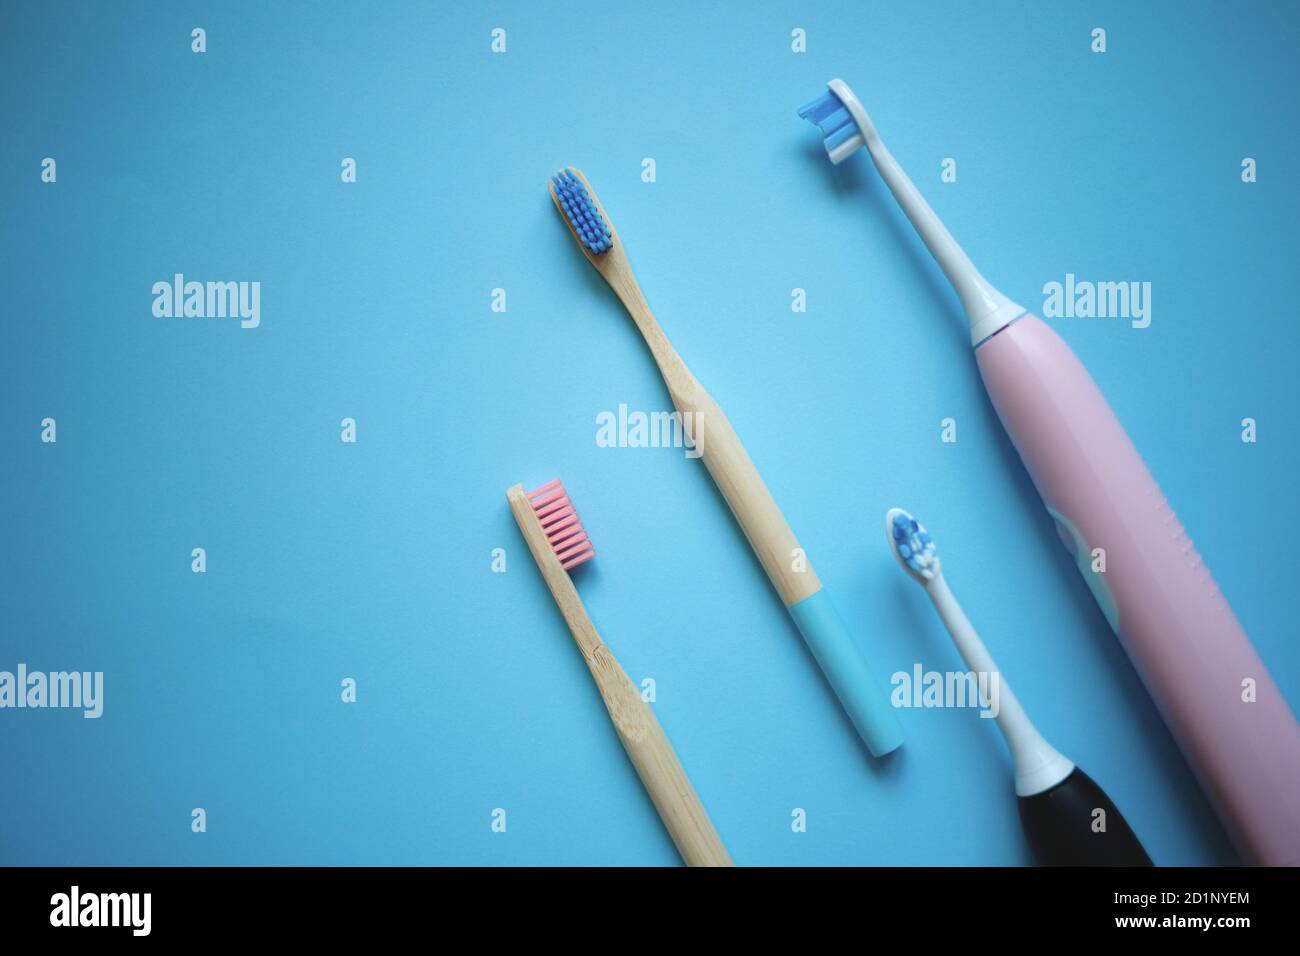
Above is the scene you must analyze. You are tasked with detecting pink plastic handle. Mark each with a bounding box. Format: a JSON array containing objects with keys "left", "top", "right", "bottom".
[{"left": 976, "top": 314, "right": 1300, "bottom": 865}]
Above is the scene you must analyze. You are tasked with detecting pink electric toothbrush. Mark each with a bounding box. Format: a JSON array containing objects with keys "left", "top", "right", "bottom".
[{"left": 800, "top": 78, "right": 1300, "bottom": 866}]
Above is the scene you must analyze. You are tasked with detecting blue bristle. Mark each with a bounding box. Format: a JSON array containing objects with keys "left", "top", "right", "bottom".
[
  {"left": 552, "top": 168, "right": 612, "bottom": 255},
  {"left": 798, "top": 88, "right": 865, "bottom": 161},
  {"left": 797, "top": 92, "right": 855, "bottom": 138},
  {"left": 890, "top": 510, "right": 938, "bottom": 580},
  {"left": 825, "top": 118, "right": 860, "bottom": 152},
  {"left": 819, "top": 106, "right": 853, "bottom": 134},
  {"left": 796, "top": 90, "right": 843, "bottom": 126}
]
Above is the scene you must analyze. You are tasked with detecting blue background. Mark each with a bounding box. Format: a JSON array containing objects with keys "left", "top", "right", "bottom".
[{"left": 2, "top": 1, "right": 1296, "bottom": 866}]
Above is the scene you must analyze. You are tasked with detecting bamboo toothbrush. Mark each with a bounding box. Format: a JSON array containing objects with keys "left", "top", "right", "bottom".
[
  {"left": 549, "top": 167, "right": 903, "bottom": 758},
  {"left": 507, "top": 477, "right": 733, "bottom": 867},
  {"left": 800, "top": 79, "right": 1300, "bottom": 864},
  {"left": 886, "top": 507, "right": 1151, "bottom": 866}
]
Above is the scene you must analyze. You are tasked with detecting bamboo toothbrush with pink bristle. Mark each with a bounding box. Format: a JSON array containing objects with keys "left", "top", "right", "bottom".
[
  {"left": 548, "top": 167, "right": 903, "bottom": 758},
  {"left": 507, "top": 477, "right": 733, "bottom": 867}
]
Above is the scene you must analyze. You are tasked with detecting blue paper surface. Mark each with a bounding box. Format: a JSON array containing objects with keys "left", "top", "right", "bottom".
[{"left": 2, "top": 1, "right": 1295, "bottom": 865}]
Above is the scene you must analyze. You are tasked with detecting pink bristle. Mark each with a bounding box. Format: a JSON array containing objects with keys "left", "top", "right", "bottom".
[{"left": 526, "top": 479, "right": 596, "bottom": 571}]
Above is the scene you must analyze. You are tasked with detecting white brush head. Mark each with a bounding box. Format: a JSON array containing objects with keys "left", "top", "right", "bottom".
[
  {"left": 796, "top": 79, "right": 872, "bottom": 165},
  {"left": 885, "top": 508, "right": 940, "bottom": 583},
  {"left": 799, "top": 79, "right": 1027, "bottom": 346}
]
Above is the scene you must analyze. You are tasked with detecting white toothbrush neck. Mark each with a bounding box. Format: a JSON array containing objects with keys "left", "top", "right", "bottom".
[
  {"left": 925, "top": 572, "right": 1073, "bottom": 796},
  {"left": 828, "top": 80, "right": 1025, "bottom": 346}
]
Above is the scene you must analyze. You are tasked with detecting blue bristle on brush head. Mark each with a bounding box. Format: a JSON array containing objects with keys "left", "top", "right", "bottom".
[
  {"left": 552, "top": 168, "right": 612, "bottom": 254},
  {"left": 796, "top": 89, "right": 860, "bottom": 155},
  {"left": 890, "top": 509, "right": 938, "bottom": 580}
]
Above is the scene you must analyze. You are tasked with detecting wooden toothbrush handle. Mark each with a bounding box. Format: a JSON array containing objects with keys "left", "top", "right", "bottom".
[
  {"left": 507, "top": 485, "right": 733, "bottom": 867},
  {"left": 589, "top": 209, "right": 900, "bottom": 755},
  {"left": 672, "top": 384, "right": 822, "bottom": 606},
  {"left": 609, "top": 258, "right": 821, "bottom": 606},
  {"left": 582, "top": 644, "right": 734, "bottom": 867},
  {"left": 668, "top": 383, "right": 905, "bottom": 757},
  {"left": 607, "top": 250, "right": 820, "bottom": 605}
]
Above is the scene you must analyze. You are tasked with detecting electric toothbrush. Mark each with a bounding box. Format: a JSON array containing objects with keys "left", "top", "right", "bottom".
[{"left": 801, "top": 78, "right": 1300, "bottom": 865}]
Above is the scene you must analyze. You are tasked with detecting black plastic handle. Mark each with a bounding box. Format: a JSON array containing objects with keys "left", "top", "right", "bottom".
[{"left": 1017, "top": 766, "right": 1153, "bottom": 866}]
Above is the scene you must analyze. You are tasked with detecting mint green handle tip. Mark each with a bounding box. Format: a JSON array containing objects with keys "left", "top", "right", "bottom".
[{"left": 788, "top": 588, "right": 903, "bottom": 757}]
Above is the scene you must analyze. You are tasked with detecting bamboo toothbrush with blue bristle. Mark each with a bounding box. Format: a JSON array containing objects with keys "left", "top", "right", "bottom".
[{"left": 548, "top": 167, "right": 903, "bottom": 757}]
